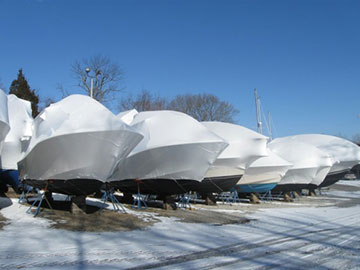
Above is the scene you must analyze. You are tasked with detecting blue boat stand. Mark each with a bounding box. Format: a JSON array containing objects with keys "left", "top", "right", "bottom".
[
  {"left": 132, "top": 181, "right": 148, "bottom": 210},
  {"left": 101, "top": 188, "right": 127, "bottom": 213},
  {"left": 178, "top": 193, "right": 193, "bottom": 209},
  {"left": 219, "top": 188, "right": 240, "bottom": 204},
  {"left": 26, "top": 189, "right": 53, "bottom": 217}
]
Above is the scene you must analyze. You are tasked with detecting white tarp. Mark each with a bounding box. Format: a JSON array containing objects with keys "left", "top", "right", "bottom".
[
  {"left": 269, "top": 137, "right": 335, "bottom": 186},
  {"left": 18, "top": 95, "right": 143, "bottom": 181},
  {"left": 110, "top": 110, "right": 228, "bottom": 181},
  {"left": 239, "top": 149, "right": 292, "bottom": 185},
  {"left": 0, "top": 95, "right": 33, "bottom": 170},
  {"left": 117, "top": 109, "right": 138, "bottom": 125},
  {"left": 201, "top": 122, "right": 269, "bottom": 178},
  {"left": 287, "top": 134, "right": 360, "bottom": 174},
  {"left": 0, "top": 89, "right": 10, "bottom": 154}
]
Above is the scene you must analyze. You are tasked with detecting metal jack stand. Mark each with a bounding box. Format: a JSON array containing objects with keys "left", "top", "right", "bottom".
[
  {"left": 227, "top": 189, "right": 240, "bottom": 204},
  {"left": 132, "top": 180, "right": 147, "bottom": 210},
  {"left": 178, "top": 193, "right": 192, "bottom": 209},
  {"left": 26, "top": 189, "right": 53, "bottom": 217},
  {"left": 18, "top": 184, "right": 34, "bottom": 204},
  {"left": 259, "top": 191, "right": 273, "bottom": 201},
  {"left": 220, "top": 189, "right": 239, "bottom": 204},
  {"left": 101, "top": 189, "right": 127, "bottom": 213},
  {"left": 232, "top": 189, "right": 240, "bottom": 203},
  {"left": 19, "top": 189, "right": 30, "bottom": 204}
]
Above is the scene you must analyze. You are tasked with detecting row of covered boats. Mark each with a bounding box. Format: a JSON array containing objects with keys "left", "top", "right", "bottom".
[{"left": 1, "top": 89, "right": 360, "bottom": 201}]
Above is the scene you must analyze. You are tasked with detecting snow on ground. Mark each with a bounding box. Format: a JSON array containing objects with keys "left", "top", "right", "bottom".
[
  {"left": 0, "top": 180, "right": 360, "bottom": 270},
  {"left": 336, "top": 180, "right": 360, "bottom": 187}
]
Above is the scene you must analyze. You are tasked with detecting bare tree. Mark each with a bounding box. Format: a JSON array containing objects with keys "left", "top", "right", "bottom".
[
  {"left": 352, "top": 133, "right": 360, "bottom": 145},
  {"left": 56, "top": 83, "right": 70, "bottom": 99},
  {"left": 168, "top": 93, "right": 239, "bottom": 123},
  {"left": 0, "top": 77, "right": 5, "bottom": 91},
  {"left": 119, "top": 89, "right": 168, "bottom": 112},
  {"left": 72, "top": 55, "right": 124, "bottom": 105},
  {"left": 38, "top": 97, "right": 56, "bottom": 112}
]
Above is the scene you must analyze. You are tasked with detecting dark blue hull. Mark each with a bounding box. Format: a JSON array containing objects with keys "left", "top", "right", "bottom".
[{"left": 0, "top": 169, "right": 20, "bottom": 190}]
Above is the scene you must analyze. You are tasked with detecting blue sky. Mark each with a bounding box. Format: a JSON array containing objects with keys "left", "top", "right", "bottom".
[{"left": 0, "top": 0, "right": 359, "bottom": 139}]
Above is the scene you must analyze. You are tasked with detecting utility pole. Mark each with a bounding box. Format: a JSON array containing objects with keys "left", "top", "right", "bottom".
[
  {"left": 254, "top": 88, "right": 262, "bottom": 134},
  {"left": 85, "top": 67, "right": 101, "bottom": 99}
]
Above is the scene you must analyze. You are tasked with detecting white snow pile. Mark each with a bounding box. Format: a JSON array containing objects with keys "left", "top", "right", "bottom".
[{"left": 0, "top": 180, "right": 359, "bottom": 270}]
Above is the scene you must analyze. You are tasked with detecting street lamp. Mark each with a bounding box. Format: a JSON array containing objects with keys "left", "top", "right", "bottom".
[{"left": 85, "top": 68, "right": 101, "bottom": 99}]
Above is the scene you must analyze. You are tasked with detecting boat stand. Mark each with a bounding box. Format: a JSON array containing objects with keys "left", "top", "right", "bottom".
[
  {"left": 178, "top": 193, "right": 192, "bottom": 209},
  {"left": 132, "top": 192, "right": 148, "bottom": 210},
  {"left": 229, "top": 190, "right": 240, "bottom": 204},
  {"left": 259, "top": 191, "right": 273, "bottom": 201},
  {"left": 18, "top": 184, "right": 36, "bottom": 204},
  {"left": 18, "top": 189, "right": 31, "bottom": 204},
  {"left": 101, "top": 189, "right": 127, "bottom": 213},
  {"left": 26, "top": 191, "right": 53, "bottom": 217},
  {"left": 220, "top": 189, "right": 240, "bottom": 204},
  {"left": 132, "top": 182, "right": 147, "bottom": 210}
]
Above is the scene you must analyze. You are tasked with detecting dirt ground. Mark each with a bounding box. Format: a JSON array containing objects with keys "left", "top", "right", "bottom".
[
  {"left": 0, "top": 213, "right": 8, "bottom": 230},
  {"left": 0, "top": 196, "right": 12, "bottom": 230},
  {"left": 36, "top": 202, "right": 249, "bottom": 232},
  {"left": 40, "top": 207, "right": 158, "bottom": 232},
  {"left": 2, "top": 181, "right": 360, "bottom": 232}
]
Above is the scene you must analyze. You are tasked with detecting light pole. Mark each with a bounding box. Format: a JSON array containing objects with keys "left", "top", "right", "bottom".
[{"left": 85, "top": 67, "right": 101, "bottom": 99}]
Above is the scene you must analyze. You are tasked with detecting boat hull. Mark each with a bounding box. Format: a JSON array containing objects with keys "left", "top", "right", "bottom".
[
  {"left": 197, "top": 174, "right": 242, "bottom": 194},
  {"left": 319, "top": 169, "right": 350, "bottom": 188},
  {"left": 111, "top": 179, "right": 198, "bottom": 195},
  {"left": 111, "top": 175, "right": 242, "bottom": 196},
  {"left": 235, "top": 183, "right": 278, "bottom": 193},
  {"left": 23, "top": 179, "right": 103, "bottom": 196},
  {"left": 272, "top": 183, "right": 310, "bottom": 192},
  {"left": 0, "top": 169, "right": 19, "bottom": 190}
]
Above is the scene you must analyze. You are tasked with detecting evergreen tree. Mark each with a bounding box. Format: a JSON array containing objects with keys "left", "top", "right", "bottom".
[{"left": 9, "top": 69, "right": 39, "bottom": 117}]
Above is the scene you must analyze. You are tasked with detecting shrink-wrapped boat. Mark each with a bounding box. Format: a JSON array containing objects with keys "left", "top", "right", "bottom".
[
  {"left": 0, "top": 89, "right": 10, "bottom": 193},
  {"left": 0, "top": 89, "right": 10, "bottom": 154},
  {"left": 0, "top": 95, "right": 33, "bottom": 190},
  {"left": 268, "top": 137, "right": 335, "bottom": 191},
  {"left": 286, "top": 134, "right": 360, "bottom": 187},
  {"left": 236, "top": 149, "right": 292, "bottom": 193},
  {"left": 18, "top": 95, "right": 143, "bottom": 195},
  {"left": 200, "top": 122, "right": 269, "bottom": 194},
  {"left": 109, "top": 111, "right": 228, "bottom": 195}
]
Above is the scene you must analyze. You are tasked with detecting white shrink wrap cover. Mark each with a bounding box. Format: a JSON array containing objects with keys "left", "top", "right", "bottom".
[
  {"left": 0, "top": 95, "right": 33, "bottom": 170},
  {"left": 239, "top": 149, "right": 292, "bottom": 186},
  {"left": 269, "top": 137, "right": 335, "bottom": 186},
  {"left": 110, "top": 110, "right": 228, "bottom": 182},
  {"left": 0, "top": 89, "right": 10, "bottom": 154},
  {"left": 202, "top": 122, "right": 269, "bottom": 179},
  {"left": 288, "top": 134, "right": 360, "bottom": 174},
  {"left": 117, "top": 109, "right": 138, "bottom": 125},
  {"left": 18, "top": 95, "right": 143, "bottom": 182}
]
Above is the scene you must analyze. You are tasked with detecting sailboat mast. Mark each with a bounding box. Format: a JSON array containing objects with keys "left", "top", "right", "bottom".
[
  {"left": 254, "top": 88, "right": 262, "bottom": 134},
  {"left": 268, "top": 111, "right": 272, "bottom": 141}
]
